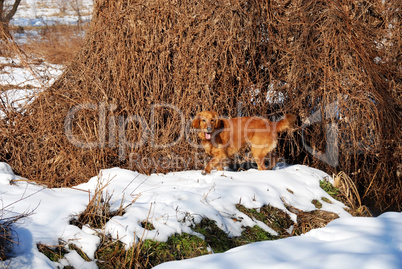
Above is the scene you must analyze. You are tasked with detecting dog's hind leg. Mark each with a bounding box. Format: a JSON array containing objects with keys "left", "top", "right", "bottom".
[{"left": 251, "top": 147, "right": 269, "bottom": 170}]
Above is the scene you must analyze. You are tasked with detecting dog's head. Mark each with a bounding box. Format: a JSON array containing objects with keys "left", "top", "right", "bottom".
[{"left": 192, "top": 111, "right": 222, "bottom": 140}]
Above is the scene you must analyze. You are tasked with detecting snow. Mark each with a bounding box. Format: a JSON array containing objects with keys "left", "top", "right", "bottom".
[
  {"left": 59, "top": 250, "right": 97, "bottom": 269},
  {"left": 1, "top": 162, "right": 401, "bottom": 268},
  {"left": 0, "top": 57, "right": 63, "bottom": 88},
  {"left": 155, "top": 212, "right": 402, "bottom": 269},
  {"left": 10, "top": 0, "right": 94, "bottom": 27},
  {"left": 0, "top": 57, "right": 63, "bottom": 117}
]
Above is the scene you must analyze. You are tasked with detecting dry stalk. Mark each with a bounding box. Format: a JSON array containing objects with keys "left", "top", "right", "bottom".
[{"left": 334, "top": 171, "right": 362, "bottom": 209}]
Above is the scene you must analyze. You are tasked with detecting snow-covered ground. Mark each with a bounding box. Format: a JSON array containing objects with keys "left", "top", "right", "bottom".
[
  {"left": 0, "top": 57, "right": 62, "bottom": 89},
  {"left": 156, "top": 212, "right": 402, "bottom": 269},
  {"left": 0, "top": 56, "right": 64, "bottom": 116},
  {"left": 0, "top": 163, "right": 401, "bottom": 268}
]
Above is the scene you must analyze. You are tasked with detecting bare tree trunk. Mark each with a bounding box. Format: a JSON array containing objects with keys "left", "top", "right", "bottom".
[
  {"left": 0, "top": 0, "right": 21, "bottom": 37},
  {"left": 0, "top": 0, "right": 21, "bottom": 24},
  {"left": 5, "top": 0, "right": 21, "bottom": 23}
]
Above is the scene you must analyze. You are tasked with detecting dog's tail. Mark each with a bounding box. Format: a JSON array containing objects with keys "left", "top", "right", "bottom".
[{"left": 276, "top": 114, "right": 296, "bottom": 133}]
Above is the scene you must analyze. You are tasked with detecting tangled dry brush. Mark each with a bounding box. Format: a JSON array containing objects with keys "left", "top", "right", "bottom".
[{"left": 0, "top": 0, "right": 401, "bottom": 211}]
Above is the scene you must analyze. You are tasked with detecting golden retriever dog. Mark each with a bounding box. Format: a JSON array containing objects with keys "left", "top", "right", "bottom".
[{"left": 192, "top": 111, "right": 296, "bottom": 174}]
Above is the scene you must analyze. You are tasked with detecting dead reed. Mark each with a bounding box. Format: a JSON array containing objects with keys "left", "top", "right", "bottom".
[
  {"left": 0, "top": 220, "right": 14, "bottom": 261},
  {"left": 71, "top": 174, "right": 129, "bottom": 229},
  {"left": 0, "top": 0, "right": 400, "bottom": 212},
  {"left": 0, "top": 210, "right": 33, "bottom": 260}
]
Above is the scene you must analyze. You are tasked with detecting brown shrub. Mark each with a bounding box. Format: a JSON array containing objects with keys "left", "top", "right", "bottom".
[{"left": 0, "top": 0, "right": 400, "bottom": 211}]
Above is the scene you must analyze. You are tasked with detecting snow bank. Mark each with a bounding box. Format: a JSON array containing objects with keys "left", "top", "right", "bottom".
[
  {"left": 155, "top": 212, "right": 402, "bottom": 269},
  {"left": 0, "top": 162, "right": 400, "bottom": 269}
]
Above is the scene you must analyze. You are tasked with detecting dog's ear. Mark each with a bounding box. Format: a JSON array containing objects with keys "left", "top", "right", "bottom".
[
  {"left": 212, "top": 112, "right": 223, "bottom": 129},
  {"left": 214, "top": 117, "right": 224, "bottom": 129},
  {"left": 192, "top": 116, "right": 200, "bottom": 128}
]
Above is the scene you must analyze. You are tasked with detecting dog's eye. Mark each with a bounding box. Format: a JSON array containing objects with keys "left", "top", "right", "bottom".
[
  {"left": 211, "top": 119, "right": 215, "bottom": 122},
  {"left": 202, "top": 119, "right": 206, "bottom": 122}
]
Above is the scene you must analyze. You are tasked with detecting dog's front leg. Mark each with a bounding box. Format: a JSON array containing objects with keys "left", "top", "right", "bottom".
[
  {"left": 203, "top": 158, "right": 221, "bottom": 174},
  {"left": 203, "top": 152, "right": 227, "bottom": 175}
]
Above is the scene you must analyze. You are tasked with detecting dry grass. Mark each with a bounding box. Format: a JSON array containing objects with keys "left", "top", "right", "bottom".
[
  {"left": 0, "top": 220, "right": 14, "bottom": 261},
  {"left": 293, "top": 210, "right": 340, "bottom": 235},
  {"left": 0, "top": 211, "right": 33, "bottom": 261},
  {"left": 67, "top": 175, "right": 149, "bottom": 268},
  {"left": 0, "top": 0, "right": 401, "bottom": 212},
  {"left": 333, "top": 171, "right": 373, "bottom": 216},
  {"left": 334, "top": 171, "right": 362, "bottom": 209},
  {"left": 95, "top": 237, "right": 150, "bottom": 269},
  {"left": 16, "top": 24, "right": 87, "bottom": 65},
  {"left": 70, "top": 174, "right": 134, "bottom": 229}
]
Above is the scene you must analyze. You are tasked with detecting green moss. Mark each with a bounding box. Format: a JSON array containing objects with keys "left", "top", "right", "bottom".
[
  {"left": 96, "top": 240, "right": 134, "bottom": 269},
  {"left": 238, "top": 225, "right": 275, "bottom": 243},
  {"left": 141, "top": 221, "right": 155, "bottom": 230},
  {"left": 192, "top": 205, "right": 293, "bottom": 254},
  {"left": 41, "top": 205, "right": 298, "bottom": 268},
  {"left": 312, "top": 199, "right": 323, "bottom": 209},
  {"left": 236, "top": 204, "right": 293, "bottom": 236},
  {"left": 37, "top": 243, "right": 69, "bottom": 263},
  {"left": 193, "top": 219, "right": 237, "bottom": 253},
  {"left": 321, "top": 197, "right": 332, "bottom": 204},
  {"left": 142, "top": 233, "right": 209, "bottom": 267},
  {"left": 320, "top": 180, "right": 340, "bottom": 198}
]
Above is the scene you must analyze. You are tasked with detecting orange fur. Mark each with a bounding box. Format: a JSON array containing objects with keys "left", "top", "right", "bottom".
[{"left": 192, "top": 111, "right": 296, "bottom": 174}]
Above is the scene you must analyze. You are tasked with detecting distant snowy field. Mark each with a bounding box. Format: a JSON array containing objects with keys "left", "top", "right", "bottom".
[
  {"left": 1, "top": 0, "right": 93, "bottom": 114},
  {"left": 11, "top": 0, "right": 93, "bottom": 27}
]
